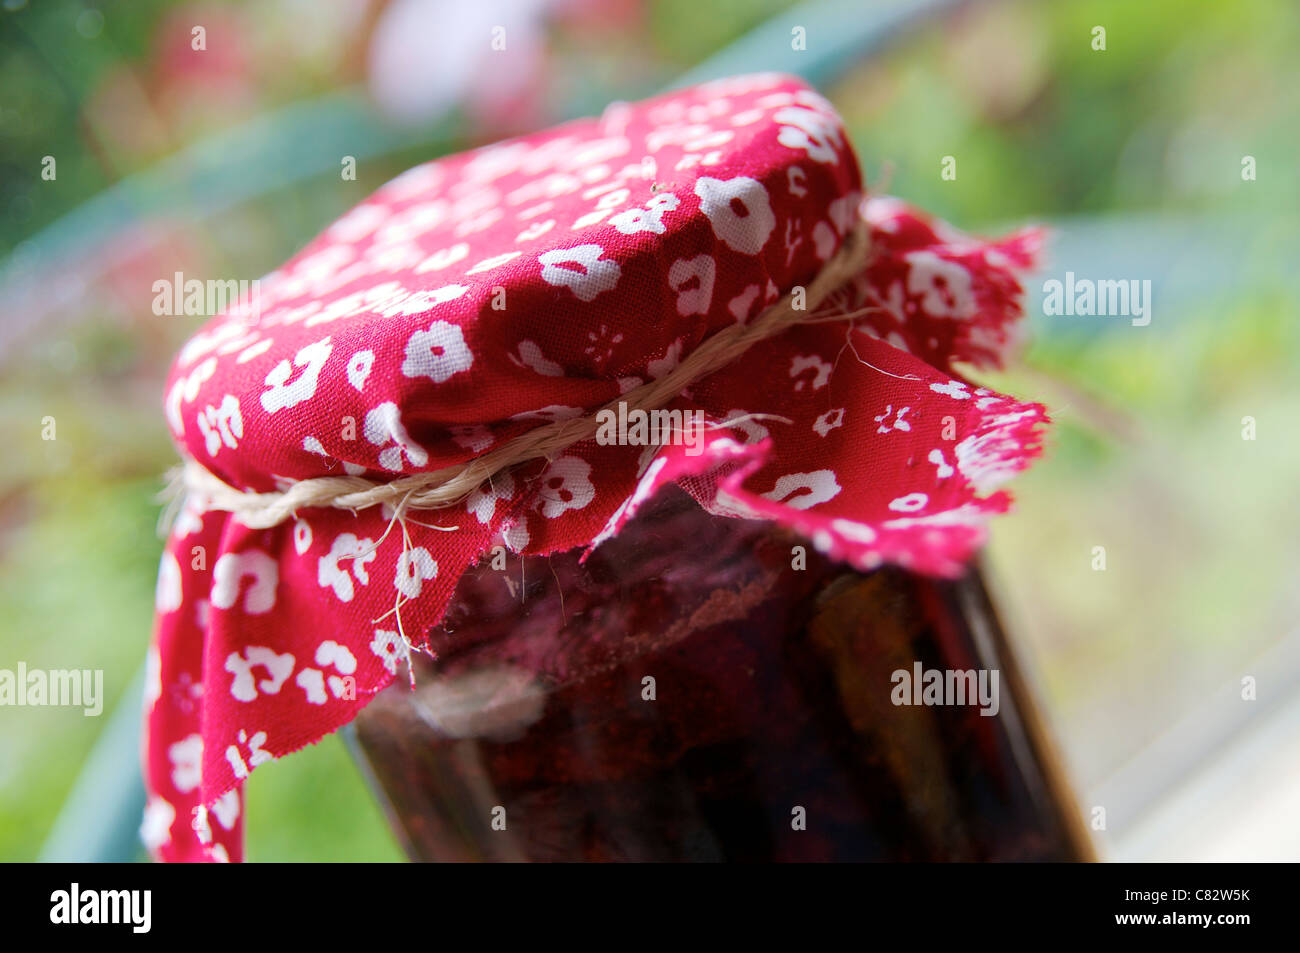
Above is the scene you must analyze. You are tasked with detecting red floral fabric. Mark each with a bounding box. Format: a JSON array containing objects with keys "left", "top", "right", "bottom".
[{"left": 143, "top": 73, "right": 1047, "bottom": 862}]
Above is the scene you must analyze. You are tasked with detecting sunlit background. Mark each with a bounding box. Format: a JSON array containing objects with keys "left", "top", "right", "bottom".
[{"left": 2, "top": 0, "right": 1297, "bottom": 861}]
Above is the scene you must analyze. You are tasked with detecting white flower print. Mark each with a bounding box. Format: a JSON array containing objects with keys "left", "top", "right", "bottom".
[
  {"left": 165, "top": 357, "right": 216, "bottom": 434},
  {"left": 882, "top": 503, "right": 988, "bottom": 531},
  {"left": 790, "top": 354, "right": 832, "bottom": 391},
  {"left": 327, "top": 202, "right": 387, "bottom": 243},
  {"left": 395, "top": 547, "right": 438, "bottom": 599},
  {"left": 787, "top": 165, "right": 809, "bottom": 196},
  {"left": 140, "top": 796, "right": 175, "bottom": 850},
  {"left": 928, "top": 448, "right": 955, "bottom": 479},
  {"left": 156, "top": 551, "right": 183, "bottom": 614},
  {"left": 293, "top": 519, "right": 313, "bottom": 555},
  {"left": 346, "top": 350, "right": 375, "bottom": 392},
  {"left": 646, "top": 339, "right": 683, "bottom": 380},
  {"left": 365, "top": 402, "right": 429, "bottom": 470},
  {"left": 304, "top": 282, "right": 408, "bottom": 327},
  {"left": 536, "top": 456, "right": 596, "bottom": 518},
  {"left": 287, "top": 244, "right": 357, "bottom": 291},
  {"left": 466, "top": 472, "right": 516, "bottom": 524},
  {"left": 728, "top": 284, "right": 761, "bottom": 322},
  {"left": 450, "top": 424, "right": 494, "bottom": 454},
  {"left": 774, "top": 106, "right": 843, "bottom": 164},
  {"left": 415, "top": 242, "right": 470, "bottom": 274},
  {"left": 930, "top": 380, "right": 971, "bottom": 400},
  {"left": 193, "top": 803, "right": 213, "bottom": 845},
  {"left": 168, "top": 734, "right": 203, "bottom": 794},
  {"left": 583, "top": 325, "right": 625, "bottom": 365},
  {"left": 831, "top": 518, "right": 878, "bottom": 544},
  {"left": 813, "top": 407, "right": 845, "bottom": 437},
  {"left": 224, "top": 728, "right": 272, "bottom": 780},
  {"left": 381, "top": 284, "right": 470, "bottom": 318},
  {"left": 364, "top": 241, "right": 424, "bottom": 274},
  {"left": 261, "top": 337, "right": 332, "bottom": 413},
  {"left": 402, "top": 319, "right": 474, "bottom": 383},
  {"left": 502, "top": 518, "right": 531, "bottom": 551},
  {"left": 538, "top": 245, "right": 622, "bottom": 301},
  {"left": 954, "top": 409, "right": 1040, "bottom": 493},
  {"left": 510, "top": 340, "right": 564, "bottom": 377},
  {"left": 197, "top": 394, "right": 243, "bottom": 456},
  {"left": 379, "top": 161, "right": 444, "bottom": 202},
  {"left": 888, "top": 492, "right": 929, "bottom": 513},
  {"left": 516, "top": 219, "right": 556, "bottom": 243},
  {"left": 694, "top": 176, "right": 776, "bottom": 255},
  {"left": 236, "top": 338, "right": 272, "bottom": 364},
  {"left": 668, "top": 255, "right": 716, "bottom": 315},
  {"left": 373, "top": 200, "right": 450, "bottom": 245},
  {"left": 225, "top": 646, "right": 295, "bottom": 702},
  {"left": 466, "top": 251, "right": 521, "bottom": 275},
  {"left": 371, "top": 629, "right": 410, "bottom": 676},
  {"left": 210, "top": 790, "right": 240, "bottom": 831},
  {"left": 317, "top": 532, "right": 377, "bottom": 602},
  {"left": 210, "top": 551, "right": 278, "bottom": 614},
  {"left": 761, "top": 470, "right": 842, "bottom": 510},
  {"left": 456, "top": 207, "right": 504, "bottom": 238},
  {"left": 873, "top": 405, "right": 912, "bottom": 434},
  {"left": 570, "top": 183, "right": 628, "bottom": 228},
  {"left": 723, "top": 407, "right": 770, "bottom": 445},
  {"left": 609, "top": 192, "right": 680, "bottom": 235},
  {"left": 905, "top": 251, "right": 976, "bottom": 319},
  {"left": 296, "top": 640, "right": 359, "bottom": 705},
  {"left": 811, "top": 220, "right": 836, "bottom": 260},
  {"left": 828, "top": 191, "right": 863, "bottom": 235}
]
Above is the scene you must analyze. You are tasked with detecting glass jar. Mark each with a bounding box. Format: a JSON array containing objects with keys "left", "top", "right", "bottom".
[{"left": 346, "top": 485, "right": 1093, "bottom": 862}]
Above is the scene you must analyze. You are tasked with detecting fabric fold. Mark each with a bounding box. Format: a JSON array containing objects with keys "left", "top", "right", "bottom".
[{"left": 144, "top": 72, "right": 1048, "bottom": 862}]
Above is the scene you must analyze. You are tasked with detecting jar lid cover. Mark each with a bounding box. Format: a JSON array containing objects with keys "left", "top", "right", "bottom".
[{"left": 146, "top": 73, "right": 1047, "bottom": 862}]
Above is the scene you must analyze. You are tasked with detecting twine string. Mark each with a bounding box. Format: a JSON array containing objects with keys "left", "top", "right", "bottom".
[{"left": 174, "top": 221, "right": 873, "bottom": 530}]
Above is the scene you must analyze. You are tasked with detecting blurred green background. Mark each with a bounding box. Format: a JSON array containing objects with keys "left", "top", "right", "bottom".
[{"left": 2, "top": 0, "right": 1297, "bottom": 861}]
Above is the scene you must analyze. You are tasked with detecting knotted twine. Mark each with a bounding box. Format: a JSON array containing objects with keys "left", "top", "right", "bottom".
[{"left": 175, "top": 221, "right": 873, "bottom": 529}]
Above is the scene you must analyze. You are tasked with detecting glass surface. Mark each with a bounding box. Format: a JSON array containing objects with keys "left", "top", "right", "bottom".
[{"left": 349, "top": 486, "right": 1094, "bottom": 862}]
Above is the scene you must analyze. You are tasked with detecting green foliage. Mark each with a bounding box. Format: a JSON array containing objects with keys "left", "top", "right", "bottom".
[
  {"left": 1, "top": 0, "right": 1297, "bottom": 860},
  {"left": 244, "top": 736, "right": 404, "bottom": 863}
]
